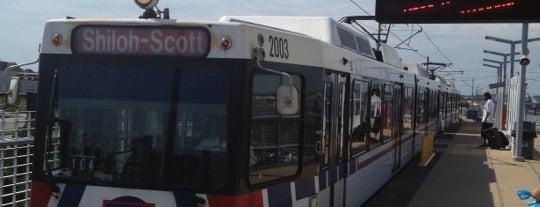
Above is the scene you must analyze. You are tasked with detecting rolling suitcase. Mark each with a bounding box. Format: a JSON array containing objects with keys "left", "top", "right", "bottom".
[
  {"left": 483, "top": 127, "right": 508, "bottom": 149},
  {"left": 495, "top": 131, "right": 509, "bottom": 149}
]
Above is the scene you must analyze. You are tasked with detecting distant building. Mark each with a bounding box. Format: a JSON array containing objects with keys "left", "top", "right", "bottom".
[{"left": 0, "top": 59, "right": 38, "bottom": 94}]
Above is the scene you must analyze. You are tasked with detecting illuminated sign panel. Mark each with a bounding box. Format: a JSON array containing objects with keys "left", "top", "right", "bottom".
[
  {"left": 376, "top": 0, "right": 540, "bottom": 23},
  {"left": 72, "top": 26, "right": 210, "bottom": 57}
]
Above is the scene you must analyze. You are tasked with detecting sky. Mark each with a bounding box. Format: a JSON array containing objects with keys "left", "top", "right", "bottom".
[{"left": 1, "top": 0, "right": 539, "bottom": 96}]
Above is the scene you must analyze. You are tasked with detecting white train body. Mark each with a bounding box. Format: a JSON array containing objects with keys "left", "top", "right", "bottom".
[{"left": 32, "top": 15, "right": 460, "bottom": 207}]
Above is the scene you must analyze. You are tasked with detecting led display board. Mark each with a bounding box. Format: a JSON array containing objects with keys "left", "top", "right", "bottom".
[{"left": 376, "top": 0, "right": 540, "bottom": 23}]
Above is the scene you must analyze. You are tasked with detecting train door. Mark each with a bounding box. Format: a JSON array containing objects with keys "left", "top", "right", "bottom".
[
  {"left": 392, "top": 83, "right": 404, "bottom": 171},
  {"left": 320, "top": 72, "right": 347, "bottom": 207}
]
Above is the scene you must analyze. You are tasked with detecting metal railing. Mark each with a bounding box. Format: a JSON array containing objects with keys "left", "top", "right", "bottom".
[{"left": 0, "top": 111, "right": 35, "bottom": 207}]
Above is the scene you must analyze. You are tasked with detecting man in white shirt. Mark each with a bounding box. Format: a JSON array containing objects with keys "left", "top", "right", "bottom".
[{"left": 479, "top": 92, "right": 495, "bottom": 148}]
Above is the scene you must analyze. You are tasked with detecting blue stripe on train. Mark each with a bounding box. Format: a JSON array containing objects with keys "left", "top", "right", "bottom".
[
  {"left": 349, "top": 159, "right": 356, "bottom": 175},
  {"left": 295, "top": 178, "right": 316, "bottom": 200},
  {"left": 338, "top": 162, "right": 347, "bottom": 180},
  {"left": 319, "top": 170, "right": 327, "bottom": 191},
  {"left": 58, "top": 184, "right": 86, "bottom": 207},
  {"left": 331, "top": 163, "right": 347, "bottom": 182},
  {"left": 173, "top": 192, "right": 198, "bottom": 207},
  {"left": 267, "top": 182, "right": 292, "bottom": 207}
]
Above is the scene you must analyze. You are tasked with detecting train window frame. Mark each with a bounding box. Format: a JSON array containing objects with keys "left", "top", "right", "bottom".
[
  {"left": 402, "top": 86, "right": 414, "bottom": 134},
  {"left": 431, "top": 91, "right": 438, "bottom": 120},
  {"left": 393, "top": 83, "right": 404, "bottom": 137},
  {"left": 248, "top": 70, "right": 304, "bottom": 186},
  {"left": 416, "top": 88, "right": 426, "bottom": 131},
  {"left": 368, "top": 83, "right": 383, "bottom": 148},
  {"left": 439, "top": 91, "right": 445, "bottom": 117},
  {"left": 424, "top": 89, "right": 431, "bottom": 124},
  {"left": 381, "top": 84, "right": 394, "bottom": 144},
  {"left": 350, "top": 79, "right": 369, "bottom": 157}
]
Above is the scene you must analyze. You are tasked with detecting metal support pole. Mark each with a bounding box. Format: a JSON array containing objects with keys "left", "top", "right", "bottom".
[
  {"left": 497, "top": 64, "right": 502, "bottom": 128},
  {"left": 472, "top": 78, "right": 475, "bottom": 107},
  {"left": 513, "top": 23, "right": 528, "bottom": 162},
  {"left": 496, "top": 66, "right": 500, "bottom": 128},
  {"left": 502, "top": 56, "right": 508, "bottom": 130},
  {"left": 510, "top": 44, "right": 516, "bottom": 77}
]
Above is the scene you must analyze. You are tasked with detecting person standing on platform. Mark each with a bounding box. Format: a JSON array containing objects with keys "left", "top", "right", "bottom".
[{"left": 478, "top": 92, "right": 495, "bottom": 148}]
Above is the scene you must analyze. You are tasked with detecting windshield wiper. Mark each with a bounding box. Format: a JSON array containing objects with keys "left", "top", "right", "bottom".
[{"left": 43, "top": 69, "right": 61, "bottom": 197}]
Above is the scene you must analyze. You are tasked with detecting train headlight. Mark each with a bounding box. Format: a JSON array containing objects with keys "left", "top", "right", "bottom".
[{"left": 134, "top": 0, "right": 159, "bottom": 9}]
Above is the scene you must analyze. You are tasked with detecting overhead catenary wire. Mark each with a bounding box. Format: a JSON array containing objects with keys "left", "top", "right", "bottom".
[
  {"left": 417, "top": 25, "right": 454, "bottom": 64},
  {"left": 349, "top": 0, "right": 372, "bottom": 16},
  {"left": 345, "top": 1, "right": 455, "bottom": 68}
]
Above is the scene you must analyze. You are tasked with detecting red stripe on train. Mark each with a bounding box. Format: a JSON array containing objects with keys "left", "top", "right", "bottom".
[
  {"left": 355, "top": 130, "right": 425, "bottom": 171},
  {"left": 30, "top": 181, "right": 53, "bottom": 207},
  {"left": 207, "top": 190, "right": 263, "bottom": 207}
]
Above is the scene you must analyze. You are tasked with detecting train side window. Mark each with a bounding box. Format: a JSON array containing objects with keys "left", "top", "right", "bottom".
[
  {"left": 445, "top": 93, "right": 450, "bottom": 115},
  {"left": 249, "top": 72, "right": 303, "bottom": 185},
  {"left": 452, "top": 94, "right": 455, "bottom": 111},
  {"left": 416, "top": 88, "right": 426, "bottom": 130},
  {"left": 381, "top": 84, "right": 393, "bottom": 143},
  {"left": 431, "top": 91, "right": 437, "bottom": 119},
  {"left": 455, "top": 94, "right": 459, "bottom": 112},
  {"left": 369, "top": 85, "right": 382, "bottom": 147},
  {"left": 425, "top": 89, "right": 431, "bottom": 123},
  {"left": 452, "top": 94, "right": 455, "bottom": 112},
  {"left": 403, "top": 87, "right": 414, "bottom": 133},
  {"left": 439, "top": 92, "right": 445, "bottom": 117},
  {"left": 350, "top": 80, "right": 369, "bottom": 156}
]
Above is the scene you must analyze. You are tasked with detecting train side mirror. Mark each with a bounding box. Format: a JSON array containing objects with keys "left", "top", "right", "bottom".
[
  {"left": 7, "top": 77, "right": 20, "bottom": 106},
  {"left": 276, "top": 85, "right": 299, "bottom": 115}
]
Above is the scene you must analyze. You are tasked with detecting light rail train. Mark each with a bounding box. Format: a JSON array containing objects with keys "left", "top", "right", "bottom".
[{"left": 31, "top": 1, "right": 460, "bottom": 206}]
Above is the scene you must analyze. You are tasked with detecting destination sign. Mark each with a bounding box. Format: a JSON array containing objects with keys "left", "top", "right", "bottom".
[{"left": 72, "top": 26, "right": 210, "bottom": 57}]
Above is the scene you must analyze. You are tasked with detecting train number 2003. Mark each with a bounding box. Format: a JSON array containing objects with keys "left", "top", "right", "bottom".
[{"left": 268, "top": 36, "right": 289, "bottom": 59}]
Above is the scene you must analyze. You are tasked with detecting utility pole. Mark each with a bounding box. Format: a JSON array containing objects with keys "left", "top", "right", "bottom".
[
  {"left": 472, "top": 78, "right": 475, "bottom": 107},
  {"left": 461, "top": 78, "right": 475, "bottom": 108}
]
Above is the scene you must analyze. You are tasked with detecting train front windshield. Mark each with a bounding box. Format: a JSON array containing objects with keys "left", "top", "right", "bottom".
[{"left": 44, "top": 64, "right": 229, "bottom": 189}]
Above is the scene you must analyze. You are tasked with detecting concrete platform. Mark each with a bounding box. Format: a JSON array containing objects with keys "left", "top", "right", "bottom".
[{"left": 363, "top": 120, "right": 540, "bottom": 207}]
